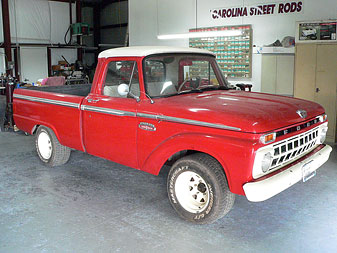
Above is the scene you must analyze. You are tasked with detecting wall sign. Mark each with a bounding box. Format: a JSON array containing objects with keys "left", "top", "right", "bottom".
[
  {"left": 211, "top": 1, "right": 303, "bottom": 20},
  {"left": 296, "top": 20, "right": 337, "bottom": 43}
]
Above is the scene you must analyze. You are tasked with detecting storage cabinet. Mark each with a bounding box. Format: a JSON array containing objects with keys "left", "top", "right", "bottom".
[
  {"left": 294, "top": 43, "right": 337, "bottom": 142},
  {"left": 261, "top": 54, "right": 294, "bottom": 96}
]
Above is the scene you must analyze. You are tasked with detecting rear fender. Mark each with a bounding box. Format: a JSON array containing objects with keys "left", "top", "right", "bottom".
[
  {"left": 34, "top": 123, "right": 60, "bottom": 140},
  {"left": 25, "top": 120, "right": 61, "bottom": 142},
  {"left": 13, "top": 114, "right": 59, "bottom": 138}
]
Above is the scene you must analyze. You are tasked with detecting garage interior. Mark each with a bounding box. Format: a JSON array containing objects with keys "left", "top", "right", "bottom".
[{"left": 1, "top": 0, "right": 337, "bottom": 252}]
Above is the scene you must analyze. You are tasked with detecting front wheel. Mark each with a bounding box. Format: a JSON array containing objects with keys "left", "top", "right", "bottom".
[
  {"left": 35, "top": 126, "right": 71, "bottom": 167},
  {"left": 167, "top": 153, "right": 235, "bottom": 224}
]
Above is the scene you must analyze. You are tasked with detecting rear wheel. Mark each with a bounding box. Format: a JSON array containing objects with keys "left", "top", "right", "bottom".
[
  {"left": 35, "top": 126, "right": 71, "bottom": 166},
  {"left": 167, "top": 153, "right": 235, "bottom": 224}
]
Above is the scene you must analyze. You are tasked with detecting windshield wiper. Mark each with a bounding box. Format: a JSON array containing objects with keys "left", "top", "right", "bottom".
[
  {"left": 200, "top": 86, "right": 229, "bottom": 91},
  {"left": 177, "top": 88, "right": 204, "bottom": 95}
]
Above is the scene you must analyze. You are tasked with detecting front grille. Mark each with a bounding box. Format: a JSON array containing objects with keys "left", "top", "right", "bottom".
[
  {"left": 269, "top": 127, "right": 319, "bottom": 171},
  {"left": 276, "top": 117, "right": 320, "bottom": 138}
]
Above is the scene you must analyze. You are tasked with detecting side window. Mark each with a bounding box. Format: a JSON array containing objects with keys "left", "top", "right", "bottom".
[{"left": 103, "top": 61, "right": 140, "bottom": 98}]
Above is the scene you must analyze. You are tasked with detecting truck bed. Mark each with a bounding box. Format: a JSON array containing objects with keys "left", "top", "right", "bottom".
[
  {"left": 22, "top": 83, "right": 92, "bottom": 97},
  {"left": 13, "top": 84, "right": 92, "bottom": 151}
]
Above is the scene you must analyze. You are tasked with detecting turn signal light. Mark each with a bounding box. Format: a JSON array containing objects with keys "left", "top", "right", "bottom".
[
  {"left": 260, "top": 133, "right": 276, "bottom": 144},
  {"left": 319, "top": 113, "right": 328, "bottom": 122}
]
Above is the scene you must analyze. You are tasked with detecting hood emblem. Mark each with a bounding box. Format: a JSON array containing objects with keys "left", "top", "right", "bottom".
[{"left": 296, "top": 109, "right": 307, "bottom": 119}]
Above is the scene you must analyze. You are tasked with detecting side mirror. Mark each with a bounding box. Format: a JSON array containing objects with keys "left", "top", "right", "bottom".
[{"left": 118, "top": 83, "right": 129, "bottom": 96}]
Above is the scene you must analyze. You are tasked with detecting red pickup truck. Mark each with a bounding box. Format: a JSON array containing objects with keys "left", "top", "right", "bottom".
[{"left": 13, "top": 46, "right": 332, "bottom": 224}]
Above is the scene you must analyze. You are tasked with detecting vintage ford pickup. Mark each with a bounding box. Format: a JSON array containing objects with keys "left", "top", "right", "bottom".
[{"left": 13, "top": 46, "right": 332, "bottom": 224}]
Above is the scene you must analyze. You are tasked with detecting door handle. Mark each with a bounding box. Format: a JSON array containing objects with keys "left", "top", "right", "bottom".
[
  {"left": 87, "top": 98, "right": 100, "bottom": 103},
  {"left": 316, "top": 88, "right": 320, "bottom": 93}
]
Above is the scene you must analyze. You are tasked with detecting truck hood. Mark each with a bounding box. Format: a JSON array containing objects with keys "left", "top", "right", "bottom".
[{"left": 152, "top": 90, "right": 325, "bottom": 133}]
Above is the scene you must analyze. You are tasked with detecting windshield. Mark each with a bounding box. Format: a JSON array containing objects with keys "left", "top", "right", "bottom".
[{"left": 143, "top": 54, "right": 228, "bottom": 98}]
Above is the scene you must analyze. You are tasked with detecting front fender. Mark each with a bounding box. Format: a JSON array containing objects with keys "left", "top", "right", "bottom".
[{"left": 140, "top": 132, "right": 256, "bottom": 195}]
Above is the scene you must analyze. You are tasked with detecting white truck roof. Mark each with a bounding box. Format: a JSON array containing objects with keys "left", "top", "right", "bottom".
[{"left": 98, "top": 46, "right": 215, "bottom": 58}]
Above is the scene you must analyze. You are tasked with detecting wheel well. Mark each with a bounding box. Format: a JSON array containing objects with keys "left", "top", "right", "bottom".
[
  {"left": 162, "top": 150, "right": 229, "bottom": 182},
  {"left": 165, "top": 150, "right": 197, "bottom": 166},
  {"left": 32, "top": 125, "right": 40, "bottom": 135}
]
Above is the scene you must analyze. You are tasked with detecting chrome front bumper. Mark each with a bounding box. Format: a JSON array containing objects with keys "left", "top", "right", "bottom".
[{"left": 243, "top": 145, "right": 332, "bottom": 202}]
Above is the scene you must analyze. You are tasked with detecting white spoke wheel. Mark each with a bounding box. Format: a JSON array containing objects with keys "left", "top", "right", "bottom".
[
  {"left": 37, "top": 131, "right": 53, "bottom": 160},
  {"left": 35, "top": 126, "right": 71, "bottom": 167},
  {"left": 175, "top": 171, "right": 210, "bottom": 213},
  {"left": 167, "top": 153, "right": 235, "bottom": 224}
]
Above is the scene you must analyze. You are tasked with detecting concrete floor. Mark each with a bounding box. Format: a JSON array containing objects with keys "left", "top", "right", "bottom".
[{"left": 0, "top": 131, "right": 337, "bottom": 253}]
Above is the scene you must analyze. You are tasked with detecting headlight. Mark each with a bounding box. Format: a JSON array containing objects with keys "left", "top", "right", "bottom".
[
  {"left": 261, "top": 152, "right": 273, "bottom": 173},
  {"left": 253, "top": 147, "right": 274, "bottom": 179},
  {"left": 318, "top": 124, "right": 328, "bottom": 144}
]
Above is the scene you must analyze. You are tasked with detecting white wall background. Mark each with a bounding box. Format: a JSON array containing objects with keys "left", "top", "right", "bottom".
[
  {"left": 51, "top": 48, "right": 77, "bottom": 66},
  {"left": 0, "top": 0, "right": 77, "bottom": 78},
  {"left": 129, "top": 0, "right": 337, "bottom": 91},
  {"left": 0, "top": 49, "right": 5, "bottom": 74},
  {"left": 20, "top": 47, "right": 48, "bottom": 83},
  {"left": 7, "top": 0, "right": 76, "bottom": 44}
]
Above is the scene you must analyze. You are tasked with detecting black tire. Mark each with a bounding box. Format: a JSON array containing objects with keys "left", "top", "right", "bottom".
[
  {"left": 167, "top": 153, "right": 235, "bottom": 224},
  {"left": 35, "top": 126, "right": 71, "bottom": 166}
]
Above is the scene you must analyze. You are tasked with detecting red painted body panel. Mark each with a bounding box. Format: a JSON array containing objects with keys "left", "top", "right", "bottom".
[
  {"left": 147, "top": 90, "right": 325, "bottom": 133},
  {"left": 12, "top": 54, "right": 326, "bottom": 196},
  {"left": 136, "top": 117, "right": 258, "bottom": 195},
  {"left": 13, "top": 89, "right": 85, "bottom": 151},
  {"left": 82, "top": 95, "right": 139, "bottom": 168}
]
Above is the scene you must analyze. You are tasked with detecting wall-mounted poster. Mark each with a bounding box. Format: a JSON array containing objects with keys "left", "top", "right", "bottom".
[{"left": 297, "top": 20, "right": 337, "bottom": 42}]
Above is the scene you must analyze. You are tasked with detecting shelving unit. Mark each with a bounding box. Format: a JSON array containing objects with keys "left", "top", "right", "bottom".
[
  {"left": 189, "top": 61, "right": 210, "bottom": 79},
  {"left": 189, "top": 25, "right": 252, "bottom": 78}
]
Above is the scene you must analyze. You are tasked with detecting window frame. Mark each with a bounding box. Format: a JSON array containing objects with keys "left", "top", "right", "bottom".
[
  {"left": 100, "top": 58, "right": 141, "bottom": 99},
  {"left": 142, "top": 53, "right": 228, "bottom": 98}
]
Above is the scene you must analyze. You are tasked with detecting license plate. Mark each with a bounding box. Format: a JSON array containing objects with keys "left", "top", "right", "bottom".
[{"left": 302, "top": 160, "right": 316, "bottom": 182}]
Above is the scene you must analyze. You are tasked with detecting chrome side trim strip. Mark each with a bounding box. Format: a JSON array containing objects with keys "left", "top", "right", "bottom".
[
  {"left": 13, "top": 93, "right": 240, "bottom": 130},
  {"left": 137, "top": 112, "right": 160, "bottom": 120},
  {"left": 13, "top": 94, "right": 79, "bottom": 109},
  {"left": 137, "top": 112, "right": 241, "bottom": 131},
  {"left": 81, "top": 105, "right": 136, "bottom": 117}
]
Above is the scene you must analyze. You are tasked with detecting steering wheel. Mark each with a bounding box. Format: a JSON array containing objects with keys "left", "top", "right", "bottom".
[
  {"left": 178, "top": 78, "right": 191, "bottom": 93},
  {"left": 178, "top": 77, "right": 201, "bottom": 93}
]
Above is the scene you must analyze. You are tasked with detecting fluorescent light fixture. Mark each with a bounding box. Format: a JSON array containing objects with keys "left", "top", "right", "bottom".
[{"left": 158, "top": 30, "right": 242, "bottom": 40}]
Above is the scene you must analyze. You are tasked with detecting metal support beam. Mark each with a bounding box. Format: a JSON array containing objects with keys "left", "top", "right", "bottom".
[
  {"left": 49, "top": 0, "right": 75, "bottom": 3},
  {"left": 1, "top": 0, "right": 13, "bottom": 76},
  {"left": 101, "top": 0, "right": 128, "bottom": 9},
  {"left": 100, "top": 23, "right": 128, "bottom": 30},
  {"left": 82, "top": 2, "right": 96, "bottom": 8},
  {"left": 93, "top": 4, "right": 101, "bottom": 62},
  {"left": 47, "top": 48, "right": 52, "bottom": 77},
  {"left": 69, "top": 0, "right": 73, "bottom": 24},
  {"left": 13, "top": 48, "right": 20, "bottom": 81},
  {"left": 76, "top": 0, "right": 83, "bottom": 62}
]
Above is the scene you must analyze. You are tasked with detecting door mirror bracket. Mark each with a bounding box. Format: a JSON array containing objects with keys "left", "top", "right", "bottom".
[{"left": 118, "top": 83, "right": 140, "bottom": 102}]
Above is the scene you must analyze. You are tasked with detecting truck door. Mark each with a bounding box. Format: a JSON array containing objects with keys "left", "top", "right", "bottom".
[{"left": 82, "top": 59, "right": 140, "bottom": 168}]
